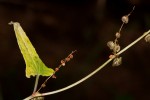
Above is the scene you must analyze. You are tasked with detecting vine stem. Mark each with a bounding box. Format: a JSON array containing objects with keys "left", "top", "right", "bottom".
[{"left": 23, "top": 29, "right": 150, "bottom": 100}]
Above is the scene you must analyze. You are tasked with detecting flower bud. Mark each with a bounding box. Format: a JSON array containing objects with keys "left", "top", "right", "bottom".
[
  {"left": 112, "top": 57, "right": 122, "bottom": 67},
  {"left": 52, "top": 75, "right": 57, "bottom": 79},
  {"left": 109, "top": 55, "right": 115, "bottom": 59},
  {"left": 61, "top": 60, "right": 65, "bottom": 66},
  {"left": 55, "top": 68, "right": 59, "bottom": 72},
  {"left": 69, "top": 54, "right": 73, "bottom": 59},
  {"left": 65, "top": 57, "right": 70, "bottom": 62},
  {"left": 107, "top": 41, "right": 115, "bottom": 50},
  {"left": 121, "top": 15, "right": 129, "bottom": 24},
  {"left": 115, "top": 32, "right": 121, "bottom": 38},
  {"left": 114, "top": 44, "right": 121, "bottom": 52}
]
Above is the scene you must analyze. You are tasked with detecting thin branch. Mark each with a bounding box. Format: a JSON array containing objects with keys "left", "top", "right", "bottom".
[
  {"left": 113, "top": 6, "right": 135, "bottom": 56},
  {"left": 23, "top": 59, "right": 113, "bottom": 100},
  {"left": 23, "top": 30, "right": 150, "bottom": 100},
  {"left": 41, "top": 30, "right": 150, "bottom": 96},
  {"left": 40, "top": 59, "right": 112, "bottom": 96},
  {"left": 127, "top": 6, "right": 135, "bottom": 16},
  {"left": 118, "top": 23, "right": 125, "bottom": 33},
  {"left": 36, "top": 75, "right": 53, "bottom": 93}
]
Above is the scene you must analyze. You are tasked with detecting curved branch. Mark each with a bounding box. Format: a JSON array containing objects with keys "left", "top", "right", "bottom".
[{"left": 23, "top": 29, "right": 150, "bottom": 100}]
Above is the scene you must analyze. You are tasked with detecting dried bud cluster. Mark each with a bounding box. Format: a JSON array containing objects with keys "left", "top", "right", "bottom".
[
  {"left": 107, "top": 40, "right": 122, "bottom": 67},
  {"left": 107, "top": 41, "right": 121, "bottom": 53},
  {"left": 36, "top": 50, "right": 77, "bottom": 93},
  {"left": 60, "top": 50, "right": 76, "bottom": 67},
  {"left": 112, "top": 57, "right": 122, "bottom": 67},
  {"left": 52, "top": 50, "right": 77, "bottom": 79},
  {"left": 107, "top": 6, "right": 135, "bottom": 67}
]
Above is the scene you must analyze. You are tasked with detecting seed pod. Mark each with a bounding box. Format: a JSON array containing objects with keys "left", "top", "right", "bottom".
[
  {"left": 112, "top": 57, "right": 122, "bottom": 67},
  {"left": 61, "top": 60, "right": 65, "bottom": 66},
  {"left": 145, "top": 34, "right": 150, "bottom": 43},
  {"left": 55, "top": 68, "right": 59, "bottom": 72},
  {"left": 121, "top": 15, "right": 129, "bottom": 24},
  {"left": 109, "top": 54, "right": 115, "bottom": 59},
  {"left": 61, "top": 63, "right": 65, "bottom": 66},
  {"left": 115, "top": 32, "right": 121, "bottom": 38},
  {"left": 52, "top": 75, "right": 57, "bottom": 79},
  {"left": 65, "top": 57, "right": 70, "bottom": 62},
  {"left": 69, "top": 54, "right": 73, "bottom": 59},
  {"left": 107, "top": 41, "right": 115, "bottom": 50},
  {"left": 114, "top": 44, "right": 121, "bottom": 53}
]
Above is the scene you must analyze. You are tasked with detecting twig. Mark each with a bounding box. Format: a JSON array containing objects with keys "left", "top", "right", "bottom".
[
  {"left": 24, "top": 29, "right": 150, "bottom": 100},
  {"left": 38, "top": 59, "right": 112, "bottom": 96}
]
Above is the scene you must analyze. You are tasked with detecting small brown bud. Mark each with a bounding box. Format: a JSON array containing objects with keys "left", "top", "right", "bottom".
[
  {"left": 109, "top": 55, "right": 115, "bottom": 59},
  {"left": 107, "top": 41, "right": 115, "bottom": 50},
  {"left": 62, "top": 63, "right": 65, "bottom": 66},
  {"left": 121, "top": 15, "right": 129, "bottom": 24},
  {"left": 69, "top": 54, "right": 73, "bottom": 59},
  {"left": 115, "top": 32, "right": 121, "bottom": 38},
  {"left": 61, "top": 60, "right": 65, "bottom": 63},
  {"left": 61, "top": 60, "right": 65, "bottom": 66},
  {"left": 65, "top": 57, "right": 70, "bottom": 62},
  {"left": 52, "top": 75, "right": 57, "bottom": 79},
  {"left": 55, "top": 68, "right": 59, "bottom": 72}
]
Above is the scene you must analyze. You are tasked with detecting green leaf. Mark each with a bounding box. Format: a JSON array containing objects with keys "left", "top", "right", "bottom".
[{"left": 9, "top": 22, "right": 54, "bottom": 78}]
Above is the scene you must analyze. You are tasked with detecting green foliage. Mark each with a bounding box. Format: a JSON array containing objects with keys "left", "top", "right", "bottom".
[{"left": 9, "top": 22, "right": 54, "bottom": 78}]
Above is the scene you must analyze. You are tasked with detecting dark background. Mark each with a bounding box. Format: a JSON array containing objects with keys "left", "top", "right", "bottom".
[{"left": 0, "top": 0, "right": 150, "bottom": 100}]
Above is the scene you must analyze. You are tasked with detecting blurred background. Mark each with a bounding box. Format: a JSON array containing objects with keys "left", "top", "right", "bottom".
[{"left": 0, "top": 0, "right": 150, "bottom": 100}]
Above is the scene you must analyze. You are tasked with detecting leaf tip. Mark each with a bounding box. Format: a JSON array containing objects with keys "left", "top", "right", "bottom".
[
  {"left": 8, "top": 21, "right": 14, "bottom": 25},
  {"left": 8, "top": 21, "right": 20, "bottom": 26}
]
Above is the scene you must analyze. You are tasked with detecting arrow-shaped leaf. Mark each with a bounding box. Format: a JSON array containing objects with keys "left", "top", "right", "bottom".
[{"left": 9, "top": 22, "right": 54, "bottom": 78}]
